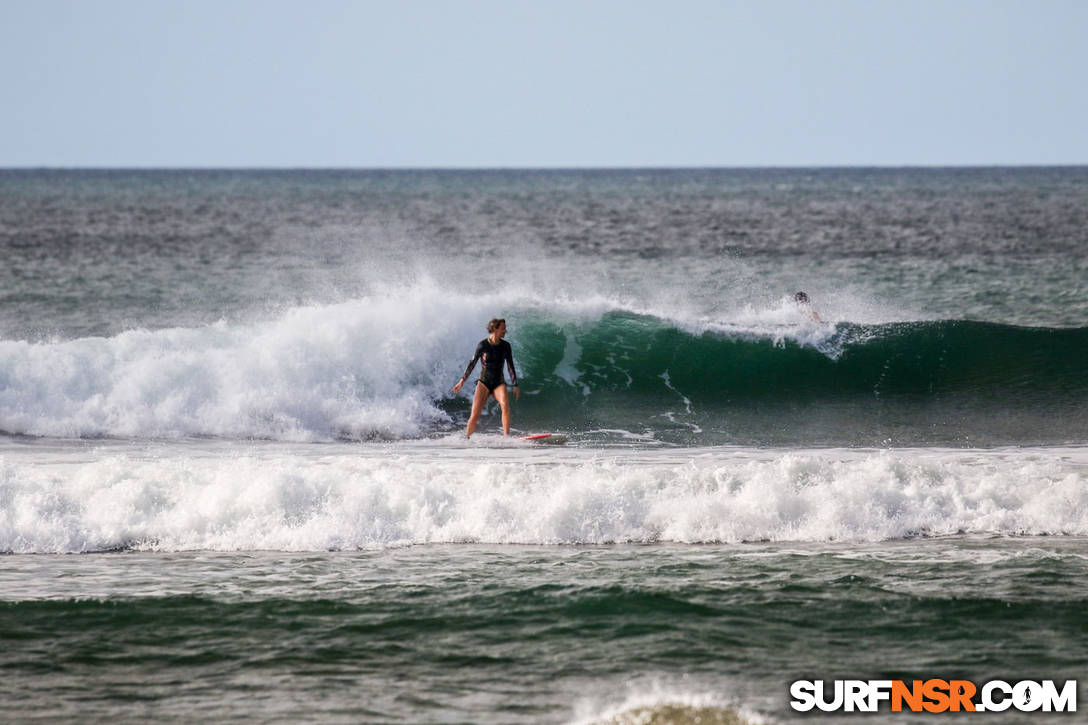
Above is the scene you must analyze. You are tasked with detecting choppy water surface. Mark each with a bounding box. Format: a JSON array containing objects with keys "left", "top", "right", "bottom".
[{"left": 3, "top": 538, "right": 1088, "bottom": 724}]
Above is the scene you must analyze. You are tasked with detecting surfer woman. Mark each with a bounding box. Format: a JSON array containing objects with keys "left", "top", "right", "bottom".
[{"left": 452, "top": 318, "right": 520, "bottom": 437}]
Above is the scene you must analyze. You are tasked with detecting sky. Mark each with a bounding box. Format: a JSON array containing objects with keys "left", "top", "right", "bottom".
[{"left": 2, "top": 0, "right": 1086, "bottom": 167}]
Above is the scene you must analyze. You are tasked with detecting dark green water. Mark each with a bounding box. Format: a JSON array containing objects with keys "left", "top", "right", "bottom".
[{"left": 488, "top": 314, "right": 1088, "bottom": 446}]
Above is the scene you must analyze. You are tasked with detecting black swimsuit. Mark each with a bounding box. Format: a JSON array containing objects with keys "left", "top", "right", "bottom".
[{"left": 462, "top": 338, "right": 518, "bottom": 394}]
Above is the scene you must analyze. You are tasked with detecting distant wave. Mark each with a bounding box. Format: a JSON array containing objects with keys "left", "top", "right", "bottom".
[
  {"left": 1, "top": 447, "right": 1084, "bottom": 553},
  {"left": 0, "top": 284, "right": 1084, "bottom": 441}
]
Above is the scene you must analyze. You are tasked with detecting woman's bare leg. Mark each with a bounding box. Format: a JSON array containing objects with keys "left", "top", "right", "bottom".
[
  {"left": 493, "top": 384, "right": 511, "bottom": 435},
  {"left": 465, "top": 382, "right": 491, "bottom": 438}
]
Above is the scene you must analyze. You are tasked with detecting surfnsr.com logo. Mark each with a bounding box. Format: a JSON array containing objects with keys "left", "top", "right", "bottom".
[{"left": 790, "top": 679, "right": 1077, "bottom": 713}]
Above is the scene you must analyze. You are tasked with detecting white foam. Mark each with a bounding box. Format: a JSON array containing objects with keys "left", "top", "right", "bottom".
[
  {"left": 1, "top": 445, "right": 1084, "bottom": 553},
  {"left": 0, "top": 279, "right": 521, "bottom": 440},
  {"left": 569, "top": 683, "right": 769, "bottom": 725}
]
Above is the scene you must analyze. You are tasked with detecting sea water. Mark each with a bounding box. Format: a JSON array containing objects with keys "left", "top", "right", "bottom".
[{"left": 1, "top": 169, "right": 1086, "bottom": 723}]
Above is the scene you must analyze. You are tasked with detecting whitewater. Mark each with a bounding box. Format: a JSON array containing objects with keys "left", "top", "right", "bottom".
[{"left": 2, "top": 442, "right": 1086, "bottom": 554}]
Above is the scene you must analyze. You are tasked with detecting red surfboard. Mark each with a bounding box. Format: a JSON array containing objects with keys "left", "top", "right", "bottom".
[{"left": 518, "top": 433, "right": 568, "bottom": 444}]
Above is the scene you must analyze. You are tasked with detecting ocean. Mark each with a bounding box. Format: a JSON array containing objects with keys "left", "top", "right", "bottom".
[{"left": 1, "top": 168, "right": 1085, "bottom": 723}]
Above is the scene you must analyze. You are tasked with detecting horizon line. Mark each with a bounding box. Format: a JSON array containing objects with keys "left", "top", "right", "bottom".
[{"left": 2, "top": 163, "right": 1087, "bottom": 172}]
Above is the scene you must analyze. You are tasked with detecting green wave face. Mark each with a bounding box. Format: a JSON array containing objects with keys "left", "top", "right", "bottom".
[{"left": 449, "top": 313, "right": 1088, "bottom": 446}]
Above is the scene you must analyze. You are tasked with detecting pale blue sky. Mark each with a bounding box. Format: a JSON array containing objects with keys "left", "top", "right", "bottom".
[{"left": 3, "top": 0, "right": 1086, "bottom": 167}]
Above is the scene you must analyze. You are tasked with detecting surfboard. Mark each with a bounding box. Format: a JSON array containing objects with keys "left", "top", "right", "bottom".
[{"left": 518, "top": 433, "right": 568, "bottom": 445}]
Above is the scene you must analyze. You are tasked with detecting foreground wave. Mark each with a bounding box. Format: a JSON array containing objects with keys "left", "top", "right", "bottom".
[
  {"left": 1, "top": 290, "right": 1085, "bottom": 444},
  {"left": 2, "top": 445, "right": 1084, "bottom": 553},
  {"left": 531, "top": 312, "right": 1088, "bottom": 399}
]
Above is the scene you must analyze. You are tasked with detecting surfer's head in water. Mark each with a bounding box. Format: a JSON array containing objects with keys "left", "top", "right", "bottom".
[{"left": 794, "top": 291, "right": 822, "bottom": 322}]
